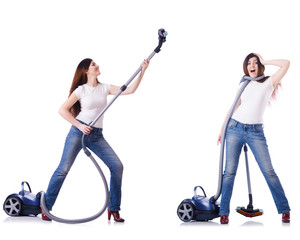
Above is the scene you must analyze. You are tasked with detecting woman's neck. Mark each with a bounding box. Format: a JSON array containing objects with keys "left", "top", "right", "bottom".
[{"left": 87, "top": 76, "right": 98, "bottom": 87}]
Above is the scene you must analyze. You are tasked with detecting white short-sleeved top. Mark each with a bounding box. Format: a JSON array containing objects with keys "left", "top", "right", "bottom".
[
  {"left": 232, "top": 77, "right": 274, "bottom": 124},
  {"left": 74, "top": 83, "right": 111, "bottom": 128}
]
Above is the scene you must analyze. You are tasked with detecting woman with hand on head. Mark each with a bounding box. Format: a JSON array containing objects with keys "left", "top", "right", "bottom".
[
  {"left": 217, "top": 53, "right": 290, "bottom": 224},
  {"left": 42, "top": 58, "right": 150, "bottom": 222}
]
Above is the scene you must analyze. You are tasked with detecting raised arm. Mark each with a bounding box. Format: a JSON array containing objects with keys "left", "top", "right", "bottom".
[
  {"left": 109, "top": 59, "right": 150, "bottom": 95},
  {"left": 256, "top": 54, "right": 290, "bottom": 88}
]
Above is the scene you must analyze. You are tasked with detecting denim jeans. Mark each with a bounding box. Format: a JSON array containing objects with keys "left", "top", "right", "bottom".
[
  {"left": 45, "top": 123, "right": 123, "bottom": 211},
  {"left": 219, "top": 119, "right": 290, "bottom": 216}
]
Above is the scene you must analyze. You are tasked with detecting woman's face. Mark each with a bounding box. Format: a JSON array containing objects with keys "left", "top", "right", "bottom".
[
  {"left": 247, "top": 57, "right": 258, "bottom": 78},
  {"left": 87, "top": 61, "right": 101, "bottom": 77}
]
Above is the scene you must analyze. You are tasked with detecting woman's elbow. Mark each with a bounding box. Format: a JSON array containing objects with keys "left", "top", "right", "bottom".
[
  {"left": 281, "top": 59, "right": 290, "bottom": 69},
  {"left": 129, "top": 89, "right": 136, "bottom": 95},
  {"left": 123, "top": 88, "right": 135, "bottom": 95},
  {"left": 58, "top": 106, "right": 66, "bottom": 117}
]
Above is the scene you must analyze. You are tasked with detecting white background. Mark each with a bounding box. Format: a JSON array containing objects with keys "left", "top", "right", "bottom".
[{"left": 0, "top": 0, "right": 299, "bottom": 239}]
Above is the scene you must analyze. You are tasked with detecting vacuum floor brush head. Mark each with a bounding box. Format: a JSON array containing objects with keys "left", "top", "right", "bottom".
[{"left": 236, "top": 207, "right": 263, "bottom": 218}]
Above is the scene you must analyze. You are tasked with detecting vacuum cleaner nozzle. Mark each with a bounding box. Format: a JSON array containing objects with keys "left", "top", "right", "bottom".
[{"left": 236, "top": 206, "right": 263, "bottom": 218}]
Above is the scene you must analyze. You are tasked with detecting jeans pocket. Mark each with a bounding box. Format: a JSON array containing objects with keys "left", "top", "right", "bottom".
[
  {"left": 253, "top": 125, "right": 264, "bottom": 132},
  {"left": 68, "top": 125, "right": 83, "bottom": 137},
  {"left": 227, "top": 119, "right": 237, "bottom": 129}
]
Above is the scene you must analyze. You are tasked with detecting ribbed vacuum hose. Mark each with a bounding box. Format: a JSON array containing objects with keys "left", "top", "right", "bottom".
[
  {"left": 39, "top": 28, "right": 167, "bottom": 224},
  {"left": 39, "top": 153, "right": 109, "bottom": 224}
]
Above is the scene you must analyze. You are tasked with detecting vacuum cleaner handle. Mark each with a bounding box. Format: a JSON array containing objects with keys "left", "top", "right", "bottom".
[
  {"left": 154, "top": 28, "right": 167, "bottom": 53},
  {"left": 82, "top": 28, "right": 167, "bottom": 156},
  {"left": 21, "top": 181, "right": 32, "bottom": 196},
  {"left": 194, "top": 186, "right": 207, "bottom": 198}
]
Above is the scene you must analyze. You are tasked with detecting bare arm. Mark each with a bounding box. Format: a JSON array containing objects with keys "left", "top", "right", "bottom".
[
  {"left": 256, "top": 54, "right": 290, "bottom": 88},
  {"left": 58, "top": 92, "right": 92, "bottom": 135},
  {"left": 109, "top": 59, "right": 150, "bottom": 95}
]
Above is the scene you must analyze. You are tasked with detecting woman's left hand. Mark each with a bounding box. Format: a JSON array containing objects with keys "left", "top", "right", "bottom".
[{"left": 141, "top": 59, "right": 150, "bottom": 73}]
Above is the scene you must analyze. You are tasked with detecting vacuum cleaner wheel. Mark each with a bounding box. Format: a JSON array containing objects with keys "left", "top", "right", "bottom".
[
  {"left": 177, "top": 202, "right": 195, "bottom": 222},
  {"left": 3, "top": 196, "right": 22, "bottom": 216}
]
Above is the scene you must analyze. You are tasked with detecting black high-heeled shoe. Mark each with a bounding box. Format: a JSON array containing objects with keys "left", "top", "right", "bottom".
[{"left": 108, "top": 209, "right": 125, "bottom": 222}]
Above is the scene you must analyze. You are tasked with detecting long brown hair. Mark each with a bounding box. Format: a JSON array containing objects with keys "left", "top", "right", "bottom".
[
  {"left": 243, "top": 53, "right": 280, "bottom": 102},
  {"left": 69, "top": 58, "right": 93, "bottom": 117}
]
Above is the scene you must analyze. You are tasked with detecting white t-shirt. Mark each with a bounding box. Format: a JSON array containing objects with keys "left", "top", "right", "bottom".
[
  {"left": 232, "top": 77, "right": 274, "bottom": 124},
  {"left": 74, "top": 83, "right": 111, "bottom": 128}
]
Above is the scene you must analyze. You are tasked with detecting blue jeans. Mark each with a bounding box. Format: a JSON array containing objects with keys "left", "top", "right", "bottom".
[
  {"left": 219, "top": 119, "right": 290, "bottom": 216},
  {"left": 45, "top": 123, "right": 123, "bottom": 211}
]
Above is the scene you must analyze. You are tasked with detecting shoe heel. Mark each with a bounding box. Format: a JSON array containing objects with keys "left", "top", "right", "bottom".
[{"left": 108, "top": 210, "right": 112, "bottom": 220}]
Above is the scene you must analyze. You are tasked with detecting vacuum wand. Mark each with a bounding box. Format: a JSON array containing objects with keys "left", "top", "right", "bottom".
[
  {"left": 82, "top": 28, "right": 167, "bottom": 155},
  {"left": 244, "top": 144, "right": 253, "bottom": 209},
  {"left": 236, "top": 144, "right": 263, "bottom": 217}
]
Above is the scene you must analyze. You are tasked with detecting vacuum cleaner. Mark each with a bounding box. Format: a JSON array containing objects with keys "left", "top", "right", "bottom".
[
  {"left": 3, "top": 182, "right": 40, "bottom": 217},
  {"left": 177, "top": 75, "right": 265, "bottom": 222},
  {"left": 3, "top": 28, "right": 167, "bottom": 224}
]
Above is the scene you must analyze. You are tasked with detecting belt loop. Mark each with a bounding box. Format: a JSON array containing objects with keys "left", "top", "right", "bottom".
[{"left": 232, "top": 119, "right": 238, "bottom": 127}]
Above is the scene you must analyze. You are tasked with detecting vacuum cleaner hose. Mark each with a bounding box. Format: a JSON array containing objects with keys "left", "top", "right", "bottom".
[
  {"left": 39, "top": 28, "right": 167, "bottom": 224},
  {"left": 211, "top": 74, "right": 266, "bottom": 203},
  {"left": 39, "top": 153, "right": 109, "bottom": 224}
]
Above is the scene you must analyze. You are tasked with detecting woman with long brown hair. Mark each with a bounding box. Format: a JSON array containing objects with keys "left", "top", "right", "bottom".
[
  {"left": 42, "top": 58, "right": 149, "bottom": 222},
  {"left": 217, "top": 53, "right": 291, "bottom": 224}
]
